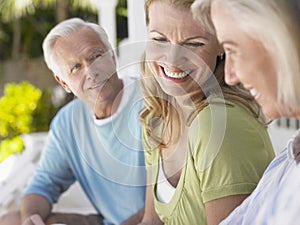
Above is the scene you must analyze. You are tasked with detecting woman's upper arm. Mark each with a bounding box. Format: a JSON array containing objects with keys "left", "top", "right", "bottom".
[{"left": 205, "top": 194, "right": 249, "bottom": 225}]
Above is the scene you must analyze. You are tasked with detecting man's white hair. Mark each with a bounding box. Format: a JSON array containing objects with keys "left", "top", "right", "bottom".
[{"left": 43, "top": 17, "right": 112, "bottom": 78}]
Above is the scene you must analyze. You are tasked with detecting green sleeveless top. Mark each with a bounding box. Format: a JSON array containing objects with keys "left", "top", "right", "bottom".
[{"left": 143, "top": 98, "right": 275, "bottom": 225}]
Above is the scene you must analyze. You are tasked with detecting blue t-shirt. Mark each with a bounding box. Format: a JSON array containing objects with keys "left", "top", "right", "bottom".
[{"left": 24, "top": 77, "right": 146, "bottom": 225}]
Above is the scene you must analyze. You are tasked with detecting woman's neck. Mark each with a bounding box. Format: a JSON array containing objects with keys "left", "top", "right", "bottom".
[{"left": 175, "top": 95, "right": 198, "bottom": 125}]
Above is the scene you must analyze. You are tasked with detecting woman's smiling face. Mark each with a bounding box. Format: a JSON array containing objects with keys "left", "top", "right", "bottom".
[
  {"left": 146, "top": 1, "right": 221, "bottom": 99},
  {"left": 211, "top": 0, "right": 280, "bottom": 119}
]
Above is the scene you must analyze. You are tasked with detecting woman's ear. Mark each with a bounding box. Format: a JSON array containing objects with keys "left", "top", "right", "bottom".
[
  {"left": 55, "top": 75, "right": 72, "bottom": 93},
  {"left": 218, "top": 45, "right": 225, "bottom": 58},
  {"left": 218, "top": 47, "right": 225, "bottom": 61}
]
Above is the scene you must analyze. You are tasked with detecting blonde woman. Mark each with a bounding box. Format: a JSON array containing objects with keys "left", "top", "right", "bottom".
[{"left": 138, "top": 0, "right": 275, "bottom": 224}]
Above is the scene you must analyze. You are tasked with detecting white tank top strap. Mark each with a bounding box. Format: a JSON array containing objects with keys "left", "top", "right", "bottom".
[{"left": 156, "top": 157, "right": 176, "bottom": 203}]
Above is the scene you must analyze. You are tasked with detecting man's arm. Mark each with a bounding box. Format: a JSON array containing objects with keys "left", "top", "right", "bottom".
[
  {"left": 20, "top": 194, "right": 51, "bottom": 224},
  {"left": 120, "top": 208, "right": 144, "bottom": 225}
]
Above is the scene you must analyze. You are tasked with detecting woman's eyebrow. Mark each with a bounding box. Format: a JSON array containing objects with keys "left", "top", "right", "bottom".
[
  {"left": 148, "top": 30, "right": 165, "bottom": 36},
  {"left": 220, "top": 40, "right": 238, "bottom": 46},
  {"left": 184, "top": 35, "right": 209, "bottom": 42}
]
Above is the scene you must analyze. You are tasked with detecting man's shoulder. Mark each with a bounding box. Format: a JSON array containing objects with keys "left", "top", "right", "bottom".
[
  {"left": 52, "top": 99, "right": 89, "bottom": 124},
  {"left": 121, "top": 75, "right": 139, "bottom": 81},
  {"left": 56, "top": 98, "right": 83, "bottom": 113},
  {"left": 120, "top": 76, "right": 143, "bottom": 105},
  {"left": 121, "top": 76, "right": 140, "bottom": 89}
]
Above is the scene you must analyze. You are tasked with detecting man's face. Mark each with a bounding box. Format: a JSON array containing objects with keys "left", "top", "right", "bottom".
[{"left": 53, "top": 27, "right": 123, "bottom": 118}]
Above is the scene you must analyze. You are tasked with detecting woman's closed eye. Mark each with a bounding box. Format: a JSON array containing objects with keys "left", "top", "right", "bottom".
[
  {"left": 184, "top": 42, "right": 204, "bottom": 48},
  {"left": 152, "top": 37, "right": 168, "bottom": 43},
  {"left": 223, "top": 46, "right": 237, "bottom": 56}
]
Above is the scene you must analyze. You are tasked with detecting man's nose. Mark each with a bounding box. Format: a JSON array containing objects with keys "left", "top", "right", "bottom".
[{"left": 85, "top": 61, "right": 99, "bottom": 80}]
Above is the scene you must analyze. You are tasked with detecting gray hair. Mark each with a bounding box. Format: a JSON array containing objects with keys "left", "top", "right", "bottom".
[
  {"left": 43, "top": 17, "right": 112, "bottom": 78},
  {"left": 192, "top": 0, "right": 300, "bottom": 116}
]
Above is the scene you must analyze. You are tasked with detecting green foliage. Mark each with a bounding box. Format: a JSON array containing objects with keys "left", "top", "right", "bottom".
[
  {"left": 0, "top": 2, "right": 98, "bottom": 60},
  {"left": 31, "top": 89, "right": 59, "bottom": 132},
  {"left": 0, "top": 81, "right": 60, "bottom": 162}
]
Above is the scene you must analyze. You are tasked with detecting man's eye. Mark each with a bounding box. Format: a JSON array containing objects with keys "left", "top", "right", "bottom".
[
  {"left": 93, "top": 53, "right": 103, "bottom": 59},
  {"left": 88, "top": 53, "right": 103, "bottom": 62},
  {"left": 71, "top": 64, "right": 81, "bottom": 73}
]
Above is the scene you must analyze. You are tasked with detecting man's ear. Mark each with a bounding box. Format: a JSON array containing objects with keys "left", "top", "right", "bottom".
[
  {"left": 110, "top": 51, "right": 117, "bottom": 66},
  {"left": 55, "top": 75, "right": 72, "bottom": 93}
]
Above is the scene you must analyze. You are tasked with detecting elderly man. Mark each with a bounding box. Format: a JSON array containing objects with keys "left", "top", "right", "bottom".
[{"left": 0, "top": 18, "right": 146, "bottom": 225}]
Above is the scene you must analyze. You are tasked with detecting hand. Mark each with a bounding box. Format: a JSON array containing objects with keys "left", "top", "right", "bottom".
[{"left": 22, "top": 214, "right": 45, "bottom": 225}]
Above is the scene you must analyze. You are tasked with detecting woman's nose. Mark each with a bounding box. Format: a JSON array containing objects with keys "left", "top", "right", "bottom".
[
  {"left": 166, "top": 44, "right": 187, "bottom": 66},
  {"left": 224, "top": 58, "right": 239, "bottom": 86}
]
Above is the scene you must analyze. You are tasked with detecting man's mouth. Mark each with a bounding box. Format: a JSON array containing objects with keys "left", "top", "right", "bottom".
[{"left": 89, "top": 80, "right": 108, "bottom": 89}]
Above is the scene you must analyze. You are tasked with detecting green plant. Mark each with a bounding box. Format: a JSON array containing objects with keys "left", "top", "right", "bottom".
[
  {"left": 31, "top": 89, "right": 59, "bottom": 132},
  {"left": 0, "top": 81, "right": 60, "bottom": 162}
]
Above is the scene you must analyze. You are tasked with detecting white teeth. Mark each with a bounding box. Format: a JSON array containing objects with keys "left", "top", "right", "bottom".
[
  {"left": 250, "top": 88, "right": 258, "bottom": 97},
  {"left": 90, "top": 83, "right": 101, "bottom": 89},
  {"left": 163, "top": 67, "right": 191, "bottom": 79}
]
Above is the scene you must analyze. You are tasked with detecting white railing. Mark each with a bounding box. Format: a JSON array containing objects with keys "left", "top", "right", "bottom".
[
  {"left": 268, "top": 118, "right": 300, "bottom": 154},
  {"left": 96, "top": 0, "right": 147, "bottom": 51},
  {"left": 97, "top": 0, "right": 147, "bottom": 79}
]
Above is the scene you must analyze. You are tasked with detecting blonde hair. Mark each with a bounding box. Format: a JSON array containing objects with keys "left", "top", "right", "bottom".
[
  {"left": 192, "top": 0, "right": 300, "bottom": 117},
  {"left": 140, "top": 0, "right": 261, "bottom": 150}
]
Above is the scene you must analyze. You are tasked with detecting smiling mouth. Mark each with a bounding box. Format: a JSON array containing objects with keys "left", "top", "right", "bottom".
[
  {"left": 89, "top": 80, "right": 108, "bottom": 89},
  {"left": 249, "top": 88, "right": 258, "bottom": 97},
  {"left": 249, "top": 88, "right": 262, "bottom": 101},
  {"left": 163, "top": 67, "right": 192, "bottom": 79}
]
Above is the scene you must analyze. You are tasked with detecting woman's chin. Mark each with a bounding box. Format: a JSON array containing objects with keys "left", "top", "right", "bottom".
[{"left": 262, "top": 107, "right": 281, "bottom": 120}]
